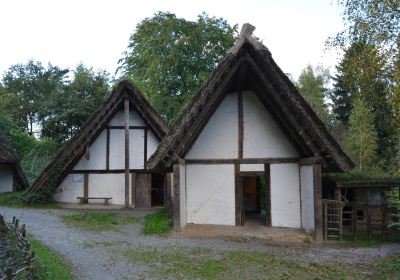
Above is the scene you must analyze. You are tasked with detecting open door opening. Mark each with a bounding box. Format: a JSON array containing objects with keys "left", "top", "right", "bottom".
[
  {"left": 242, "top": 175, "right": 270, "bottom": 226},
  {"left": 151, "top": 173, "right": 164, "bottom": 207}
]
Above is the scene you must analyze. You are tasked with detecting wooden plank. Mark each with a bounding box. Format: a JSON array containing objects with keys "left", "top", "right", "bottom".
[
  {"left": 70, "top": 169, "right": 156, "bottom": 174},
  {"left": 234, "top": 163, "right": 243, "bottom": 226},
  {"left": 107, "top": 126, "right": 147, "bottom": 129},
  {"left": 83, "top": 173, "right": 89, "bottom": 204},
  {"left": 239, "top": 171, "right": 264, "bottom": 177},
  {"left": 106, "top": 128, "right": 110, "bottom": 170},
  {"left": 264, "top": 164, "right": 271, "bottom": 226},
  {"left": 144, "top": 127, "right": 148, "bottom": 168},
  {"left": 124, "top": 98, "right": 130, "bottom": 208},
  {"left": 299, "top": 157, "right": 321, "bottom": 165},
  {"left": 185, "top": 158, "right": 299, "bottom": 165},
  {"left": 173, "top": 163, "right": 181, "bottom": 231},
  {"left": 131, "top": 173, "right": 136, "bottom": 206},
  {"left": 313, "top": 163, "right": 323, "bottom": 242},
  {"left": 238, "top": 90, "right": 243, "bottom": 159}
]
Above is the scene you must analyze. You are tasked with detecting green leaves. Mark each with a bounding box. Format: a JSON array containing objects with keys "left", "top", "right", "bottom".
[
  {"left": 347, "top": 96, "right": 378, "bottom": 170},
  {"left": 118, "top": 12, "right": 237, "bottom": 124}
]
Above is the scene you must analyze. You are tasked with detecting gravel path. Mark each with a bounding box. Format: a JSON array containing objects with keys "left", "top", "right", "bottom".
[{"left": 1, "top": 207, "right": 399, "bottom": 280}]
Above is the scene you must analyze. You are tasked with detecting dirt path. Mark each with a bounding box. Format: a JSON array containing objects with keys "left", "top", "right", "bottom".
[{"left": 1, "top": 207, "right": 399, "bottom": 280}]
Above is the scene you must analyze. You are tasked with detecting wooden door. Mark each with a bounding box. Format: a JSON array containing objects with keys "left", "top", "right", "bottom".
[
  {"left": 264, "top": 164, "right": 271, "bottom": 226},
  {"left": 132, "top": 173, "right": 151, "bottom": 208}
]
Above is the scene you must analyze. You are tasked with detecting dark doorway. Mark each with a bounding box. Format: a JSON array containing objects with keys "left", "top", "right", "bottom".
[
  {"left": 151, "top": 173, "right": 164, "bottom": 207},
  {"left": 242, "top": 175, "right": 270, "bottom": 226}
]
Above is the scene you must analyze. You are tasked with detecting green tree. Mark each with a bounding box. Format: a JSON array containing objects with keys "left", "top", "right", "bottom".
[
  {"left": 330, "top": 41, "right": 396, "bottom": 165},
  {"left": 347, "top": 97, "right": 378, "bottom": 170},
  {"left": 41, "top": 64, "right": 111, "bottom": 142},
  {"left": 118, "top": 12, "right": 237, "bottom": 124},
  {"left": 296, "top": 65, "right": 331, "bottom": 124},
  {"left": 1, "top": 60, "right": 69, "bottom": 135}
]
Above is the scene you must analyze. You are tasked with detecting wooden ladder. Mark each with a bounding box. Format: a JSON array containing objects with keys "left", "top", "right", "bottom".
[{"left": 323, "top": 200, "right": 343, "bottom": 240}]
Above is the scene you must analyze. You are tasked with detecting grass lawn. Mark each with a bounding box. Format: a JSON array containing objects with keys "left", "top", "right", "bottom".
[
  {"left": 30, "top": 238, "right": 74, "bottom": 280},
  {"left": 0, "top": 191, "right": 59, "bottom": 209},
  {"left": 123, "top": 246, "right": 400, "bottom": 280},
  {"left": 63, "top": 211, "right": 139, "bottom": 231},
  {"left": 143, "top": 210, "right": 171, "bottom": 235}
]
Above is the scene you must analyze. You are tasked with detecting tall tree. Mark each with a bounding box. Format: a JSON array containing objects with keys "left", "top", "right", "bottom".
[
  {"left": 347, "top": 97, "right": 378, "bottom": 170},
  {"left": 118, "top": 12, "right": 237, "bottom": 124},
  {"left": 330, "top": 41, "right": 396, "bottom": 163},
  {"left": 296, "top": 65, "right": 331, "bottom": 124},
  {"left": 41, "top": 64, "right": 111, "bottom": 142},
  {"left": 1, "top": 60, "right": 68, "bottom": 135}
]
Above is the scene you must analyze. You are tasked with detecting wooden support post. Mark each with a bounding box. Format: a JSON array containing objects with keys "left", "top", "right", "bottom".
[
  {"left": 144, "top": 127, "right": 148, "bottom": 168},
  {"left": 84, "top": 173, "right": 89, "bottom": 204},
  {"left": 323, "top": 202, "right": 328, "bottom": 240},
  {"left": 238, "top": 91, "right": 243, "bottom": 159},
  {"left": 124, "top": 98, "right": 130, "bottom": 208},
  {"left": 313, "top": 163, "right": 323, "bottom": 242},
  {"left": 352, "top": 207, "right": 357, "bottom": 241},
  {"left": 173, "top": 163, "right": 181, "bottom": 231},
  {"left": 264, "top": 164, "right": 271, "bottom": 226},
  {"left": 367, "top": 206, "right": 372, "bottom": 241},
  {"left": 234, "top": 163, "right": 243, "bottom": 226},
  {"left": 106, "top": 128, "right": 110, "bottom": 170}
]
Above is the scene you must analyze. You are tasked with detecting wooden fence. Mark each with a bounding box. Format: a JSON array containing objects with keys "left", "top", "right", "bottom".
[
  {"left": 322, "top": 199, "right": 400, "bottom": 241},
  {"left": 0, "top": 215, "right": 36, "bottom": 280}
]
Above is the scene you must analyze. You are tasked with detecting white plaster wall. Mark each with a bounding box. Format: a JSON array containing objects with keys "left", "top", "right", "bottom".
[
  {"left": 89, "top": 174, "right": 125, "bottom": 205},
  {"left": 74, "top": 130, "right": 107, "bottom": 170},
  {"left": 186, "top": 164, "right": 235, "bottom": 225},
  {"left": 270, "top": 163, "right": 301, "bottom": 228},
  {"left": 147, "top": 130, "right": 159, "bottom": 160},
  {"left": 53, "top": 174, "right": 83, "bottom": 203},
  {"left": 130, "top": 129, "right": 144, "bottom": 169},
  {"left": 180, "top": 163, "right": 187, "bottom": 228},
  {"left": 300, "top": 165, "right": 315, "bottom": 232},
  {"left": 0, "top": 165, "right": 13, "bottom": 193},
  {"left": 240, "top": 164, "right": 264, "bottom": 172},
  {"left": 109, "top": 110, "right": 146, "bottom": 126},
  {"left": 186, "top": 92, "right": 238, "bottom": 159},
  {"left": 109, "top": 129, "right": 125, "bottom": 169},
  {"left": 243, "top": 91, "right": 298, "bottom": 158}
]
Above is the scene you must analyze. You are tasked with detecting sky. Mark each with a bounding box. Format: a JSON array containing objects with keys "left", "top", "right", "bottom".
[{"left": 0, "top": 0, "right": 345, "bottom": 81}]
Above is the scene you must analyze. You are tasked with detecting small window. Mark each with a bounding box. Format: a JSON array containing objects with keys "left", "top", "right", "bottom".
[{"left": 356, "top": 209, "right": 365, "bottom": 222}]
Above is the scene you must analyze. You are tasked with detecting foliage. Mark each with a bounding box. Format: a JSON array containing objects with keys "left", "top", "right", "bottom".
[
  {"left": 142, "top": 210, "right": 171, "bottom": 235},
  {"left": 118, "top": 11, "right": 237, "bottom": 124},
  {"left": 30, "top": 238, "right": 74, "bottom": 280},
  {"left": 388, "top": 188, "right": 400, "bottom": 230},
  {"left": 330, "top": 41, "right": 397, "bottom": 170},
  {"left": 331, "top": 0, "right": 400, "bottom": 58},
  {"left": 63, "top": 212, "right": 139, "bottom": 232},
  {"left": 296, "top": 65, "right": 331, "bottom": 124},
  {"left": 347, "top": 97, "right": 378, "bottom": 169}
]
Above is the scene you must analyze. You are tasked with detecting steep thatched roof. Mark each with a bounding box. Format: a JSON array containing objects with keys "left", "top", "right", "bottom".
[
  {"left": 26, "top": 80, "right": 167, "bottom": 194},
  {"left": 0, "top": 128, "right": 28, "bottom": 189},
  {"left": 148, "top": 24, "right": 353, "bottom": 172}
]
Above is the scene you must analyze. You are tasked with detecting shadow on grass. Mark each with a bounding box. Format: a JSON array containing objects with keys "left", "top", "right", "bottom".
[{"left": 63, "top": 212, "right": 139, "bottom": 232}]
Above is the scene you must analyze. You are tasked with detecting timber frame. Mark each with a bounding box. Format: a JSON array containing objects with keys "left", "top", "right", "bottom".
[
  {"left": 26, "top": 80, "right": 167, "bottom": 195},
  {"left": 147, "top": 26, "right": 353, "bottom": 173}
]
